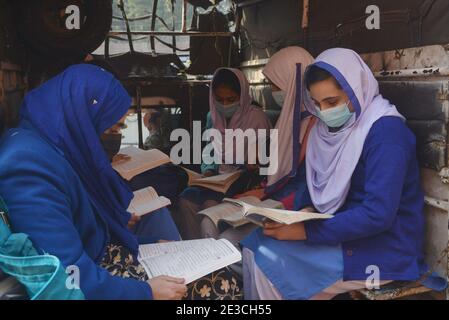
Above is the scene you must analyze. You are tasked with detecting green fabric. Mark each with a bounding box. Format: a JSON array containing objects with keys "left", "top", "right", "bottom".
[
  {"left": 0, "top": 197, "right": 84, "bottom": 300},
  {"left": 201, "top": 112, "right": 219, "bottom": 174}
]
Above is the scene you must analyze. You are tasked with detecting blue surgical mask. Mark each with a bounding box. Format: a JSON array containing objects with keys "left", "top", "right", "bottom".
[
  {"left": 272, "top": 91, "right": 286, "bottom": 107},
  {"left": 315, "top": 101, "right": 353, "bottom": 128},
  {"left": 215, "top": 101, "right": 240, "bottom": 119}
]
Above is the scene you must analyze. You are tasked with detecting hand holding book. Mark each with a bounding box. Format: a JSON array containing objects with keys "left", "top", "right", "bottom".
[{"left": 262, "top": 220, "right": 307, "bottom": 241}]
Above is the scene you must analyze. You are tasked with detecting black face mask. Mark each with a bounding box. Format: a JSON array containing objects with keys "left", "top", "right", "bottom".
[{"left": 101, "top": 133, "right": 122, "bottom": 161}]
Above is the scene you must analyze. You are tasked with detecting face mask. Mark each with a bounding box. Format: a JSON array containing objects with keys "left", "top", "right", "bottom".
[
  {"left": 101, "top": 133, "right": 122, "bottom": 161},
  {"left": 272, "top": 91, "right": 286, "bottom": 107},
  {"left": 215, "top": 102, "right": 240, "bottom": 119},
  {"left": 315, "top": 101, "right": 353, "bottom": 128}
]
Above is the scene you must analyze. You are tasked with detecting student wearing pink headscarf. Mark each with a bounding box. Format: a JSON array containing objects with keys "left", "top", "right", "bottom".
[
  {"left": 202, "top": 47, "right": 317, "bottom": 252},
  {"left": 173, "top": 68, "right": 272, "bottom": 240},
  {"left": 260, "top": 46, "right": 316, "bottom": 210}
]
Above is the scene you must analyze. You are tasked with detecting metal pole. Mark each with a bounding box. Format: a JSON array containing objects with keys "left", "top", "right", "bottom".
[
  {"left": 171, "top": 0, "right": 177, "bottom": 54},
  {"left": 150, "top": 0, "right": 159, "bottom": 53},
  {"left": 136, "top": 85, "right": 144, "bottom": 149},
  {"left": 105, "top": 35, "right": 110, "bottom": 59},
  {"left": 181, "top": 0, "right": 188, "bottom": 33},
  {"left": 302, "top": 0, "right": 310, "bottom": 50},
  {"left": 188, "top": 84, "right": 193, "bottom": 134},
  {"left": 118, "top": 0, "right": 135, "bottom": 53}
]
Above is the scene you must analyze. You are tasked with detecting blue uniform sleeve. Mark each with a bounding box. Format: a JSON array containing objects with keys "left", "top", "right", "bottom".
[
  {"left": 0, "top": 148, "right": 153, "bottom": 300},
  {"left": 304, "top": 142, "right": 409, "bottom": 246}
]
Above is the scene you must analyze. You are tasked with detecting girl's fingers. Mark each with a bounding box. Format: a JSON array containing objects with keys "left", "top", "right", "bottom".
[
  {"left": 263, "top": 221, "right": 283, "bottom": 229},
  {"left": 263, "top": 228, "right": 276, "bottom": 237},
  {"left": 164, "top": 276, "right": 186, "bottom": 284}
]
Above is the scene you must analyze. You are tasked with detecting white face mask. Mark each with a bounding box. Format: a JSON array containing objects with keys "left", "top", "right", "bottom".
[{"left": 272, "top": 91, "right": 286, "bottom": 107}]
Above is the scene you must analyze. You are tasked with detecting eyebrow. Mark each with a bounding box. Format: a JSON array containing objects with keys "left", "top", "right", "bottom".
[{"left": 321, "top": 96, "right": 340, "bottom": 103}]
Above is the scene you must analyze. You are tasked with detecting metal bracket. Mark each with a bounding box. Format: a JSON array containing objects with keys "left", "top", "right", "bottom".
[
  {"left": 438, "top": 167, "right": 449, "bottom": 184},
  {"left": 424, "top": 196, "right": 449, "bottom": 212}
]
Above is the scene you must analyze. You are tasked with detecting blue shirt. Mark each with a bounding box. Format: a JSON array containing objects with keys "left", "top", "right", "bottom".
[
  {"left": 0, "top": 128, "right": 153, "bottom": 299},
  {"left": 305, "top": 116, "right": 426, "bottom": 281}
]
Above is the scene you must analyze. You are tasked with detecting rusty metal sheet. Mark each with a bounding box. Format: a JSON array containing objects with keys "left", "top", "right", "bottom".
[
  {"left": 377, "top": 79, "right": 449, "bottom": 170},
  {"left": 406, "top": 120, "right": 446, "bottom": 170},
  {"left": 379, "top": 81, "right": 448, "bottom": 121}
]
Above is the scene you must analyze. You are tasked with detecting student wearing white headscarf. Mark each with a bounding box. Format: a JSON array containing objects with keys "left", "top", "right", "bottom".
[{"left": 240, "top": 48, "right": 439, "bottom": 300}]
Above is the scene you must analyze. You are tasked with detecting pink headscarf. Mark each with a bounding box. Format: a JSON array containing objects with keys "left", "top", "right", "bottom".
[
  {"left": 208, "top": 68, "right": 272, "bottom": 168},
  {"left": 263, "top": 47, "right": 314, "bottom": 192}
]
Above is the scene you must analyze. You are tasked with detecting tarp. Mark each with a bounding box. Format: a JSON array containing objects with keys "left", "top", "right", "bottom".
[{"left": 240, "top": 0, "right": 449, "bottom": 60}]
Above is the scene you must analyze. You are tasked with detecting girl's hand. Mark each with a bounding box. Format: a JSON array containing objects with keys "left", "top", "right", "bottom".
[
  {"left": 263, "top": 221, "right": 307, "bottom": 241},
  {"left": 158, "top": 239, "right": 173, "bottom": 243},
  {"left": 300, "top": 206, "right": 316, "bottom": 213},
  {"left": 127, "top": 214, "right": 141, "bottom": 229},
  {"left": 234, "top": 188, "right": 266, "bottom": 200},
  {"left": 203, "top": 170, "right": 215, "bottom": 177},
  {"left": 148, "top": 275, "right": 187, "bottom": 300},
  {"left": 112, "top": 153, "right": 131, "bottom": 163}
]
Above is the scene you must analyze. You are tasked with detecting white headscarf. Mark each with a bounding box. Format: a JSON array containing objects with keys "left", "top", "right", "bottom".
[
  {"left": 263, "top": 46, "right": 314, "bottom": 192},
  {"left": 305, "top": 48, "right": 404, "bottom": 214}
]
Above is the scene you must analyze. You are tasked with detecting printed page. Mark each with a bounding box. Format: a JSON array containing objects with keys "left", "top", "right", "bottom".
[
  {"left": 198, "top": 202, "right": 246, "bottom": 227},
  {"left": 259, "top": 198, "right": 284, "bottom": 209},
  {"left": 138, "top": 239, "right": 216, "bottom": 259},
  {"left": 246, "top": 207, "right": 333, "bottom": 225},
  {"left": 112, "top": 146, "right": 171, "bottom": 180},
  {"left": 138, "top": 239, "right": 241, "bottom": 284},
  {"left": 127, "top": 187, "right": 171, "bottom": 216},
  {"left": 223, "top": 197, "right": 257, "bottom": 213},
  {"left": 180, "top": 167, "right": 204, "bottom": 184},
  {"left": 196, "top": 171, "right": 241, "bottom": 185}
]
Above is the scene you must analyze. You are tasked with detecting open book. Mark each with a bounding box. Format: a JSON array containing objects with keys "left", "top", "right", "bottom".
[
  {"left": 138, "top": 238, "right": 241, "bottom": 284},
  {"left": 222, "top": 198, "right": 333, "bottom": 226},
  {"left": 198, "top": 196, "right": 284, "bottom": 230},
  {"left": 112, "top": 146, "right": 171, "bottom": 181},
  {"left": 112, "top": 146, "right": 241, "bottom": 194},
  {"left": 127, "top": 187, "right": 171, "bottom": 217},
  {"left": 182, "top": 167, "right": 242, "bottom": 194}
]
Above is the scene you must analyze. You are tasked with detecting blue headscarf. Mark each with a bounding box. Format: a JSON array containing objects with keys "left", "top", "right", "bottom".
[{"left": 19, "top": 64, "right": 138, "bottom": 254}]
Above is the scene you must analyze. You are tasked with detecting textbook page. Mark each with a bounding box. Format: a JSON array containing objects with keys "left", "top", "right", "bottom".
[
  {"left": 223, "top": 198, "right": 332, "bottom": 225},
  {"left": 246, "top": 207, "right": 333, "bottom": 225},
  {"left": 138, "top": 239, "right": 241, "bottom": 284},
  {"left": 112, "top": 146, "right": 171, "bottom": 180},
  {"left": 127, "top": 187, "right": 171, "bottom": 216},
  {"left": 189, "top": 171, "right": 242, "bottom": 193},
  {"left": 198, "top": 196, "right": 261, "bottom": 228}
]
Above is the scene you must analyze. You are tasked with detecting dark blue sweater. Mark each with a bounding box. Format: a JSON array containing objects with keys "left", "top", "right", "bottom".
[
  {"left": 0, "top": 128, "right": 153, "bottom": 299},
  {"left": 305, "top": 117, "right": 426, "bottom": 281}
]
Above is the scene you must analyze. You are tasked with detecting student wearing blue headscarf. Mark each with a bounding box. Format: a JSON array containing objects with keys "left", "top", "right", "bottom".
[{"left": 0, "top": 64, "right": 187, "bottom": 299}]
